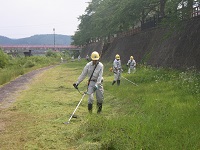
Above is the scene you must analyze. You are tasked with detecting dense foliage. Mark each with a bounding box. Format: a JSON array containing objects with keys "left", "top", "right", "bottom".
[
  {"left": 0, "top": 49, "right": 9, "bottom": 68},
  {"left": 72, "top": 0, "right": 199, "bottom": 46}
]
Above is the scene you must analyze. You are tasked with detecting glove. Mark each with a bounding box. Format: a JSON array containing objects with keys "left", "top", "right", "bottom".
[
  {"left": 93, "top": 85, "right": 98, "bottom": 91},
  {"left": 73, "top": 83, "right": 78, "bottom": 89},
  {"left": 101, "top": 77, "right": 104, "bottom": 83},
  {"left": 126, "top": 64, "right": 128, "bottom": 67}
]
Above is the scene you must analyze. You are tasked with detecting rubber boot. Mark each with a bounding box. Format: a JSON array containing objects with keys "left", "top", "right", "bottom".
[
  {"left": 88, "top": 104, "right": 92, "bottom": 113},
  {"left": 117, "top": 80, "right": 120, "bottom": 86},
  {"left": 112, "top": 81, "right": 116, "bottom": 85},
  {"left": 97, "top": 103, "right": 102, "bottom": 114}
]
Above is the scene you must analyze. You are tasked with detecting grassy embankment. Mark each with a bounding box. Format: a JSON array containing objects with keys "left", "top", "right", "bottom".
[
  {"left": 0, "top": 60, "right": 199, "bottom": 149},
  {"left": 0, "top": 56, "right": 60, "bottom": 86}
]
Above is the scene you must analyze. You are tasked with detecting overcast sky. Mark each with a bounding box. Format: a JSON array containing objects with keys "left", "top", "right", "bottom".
[{"left": 0, "top": 0, "right": 90, "bottom": 39}]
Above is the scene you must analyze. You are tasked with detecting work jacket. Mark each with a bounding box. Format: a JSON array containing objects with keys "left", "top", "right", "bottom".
[
  {"left": 127, "top": 59, "right": 136, "bottom": 67},
  {"left": 77, "top": 61, "right": 103, "bottom": 86},
  {"left": 113, "top": 59, "right": 122, "bottom": 71}
]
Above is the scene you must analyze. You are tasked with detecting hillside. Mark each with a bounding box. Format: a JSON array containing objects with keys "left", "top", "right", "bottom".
[
  {"left": 81, "top": 16, "right": 200, "bottom": 71},
  {"left": 0, "top": 34, "right": 72, "bottom": 45}
]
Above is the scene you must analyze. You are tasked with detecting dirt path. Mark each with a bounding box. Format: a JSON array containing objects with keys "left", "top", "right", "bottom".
[{"left": 0, "top": 65, "right": 56, "bottom": 109}]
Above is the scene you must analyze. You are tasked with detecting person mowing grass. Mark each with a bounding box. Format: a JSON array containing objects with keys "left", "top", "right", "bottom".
[
  {"left": 127, "top": 56, "right": 136, "bottom": 74},
  {"left": 73, "top": 51, "right": 104, "bottom": 114},
  {"left": 112, "top": 54, "right": 122, "bottom": 86}
]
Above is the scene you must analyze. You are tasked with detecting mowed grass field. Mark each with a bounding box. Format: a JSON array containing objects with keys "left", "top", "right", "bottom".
[{"left": 0, "top": 60, "right": 199, "bottom": 150}]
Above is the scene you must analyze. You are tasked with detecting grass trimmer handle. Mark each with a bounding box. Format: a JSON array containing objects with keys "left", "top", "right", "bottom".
[{"left": 73, "top": 83, "right": 78, "bottom": 89}]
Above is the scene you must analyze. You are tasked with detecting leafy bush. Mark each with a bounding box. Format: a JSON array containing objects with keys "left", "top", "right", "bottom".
[
  {"left": 0, "top": 49, "right": 9, "bottom": 68},
  {"left": 23, "top": 60, "right": 36, "bottom": 68},
  {"left": 46, "top": 50, "right": 61, "bottom": 58}
]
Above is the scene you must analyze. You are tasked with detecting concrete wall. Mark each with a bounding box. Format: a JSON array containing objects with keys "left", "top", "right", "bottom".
[{"left": 81, "top": 16, "right": 200, "bottom": 70}]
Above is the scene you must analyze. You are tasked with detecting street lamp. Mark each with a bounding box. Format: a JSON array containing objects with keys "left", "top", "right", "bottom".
[{"left": 53, "top": 28, "right": 55, "bottom": 50}]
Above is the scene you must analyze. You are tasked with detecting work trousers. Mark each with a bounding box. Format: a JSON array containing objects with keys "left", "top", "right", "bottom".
[
  {"left": 114, "top": 71, "right": 121, "bottom": 81},
  {"left": 87, "top": 81, "right": 104, "bottom": 104},
  {"left": 128, "top": 66, "right": 136, "bottom": 74}
]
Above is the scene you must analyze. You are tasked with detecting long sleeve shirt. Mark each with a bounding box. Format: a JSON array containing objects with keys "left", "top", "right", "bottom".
[
  {"left": 113, "top": 59, "right": 122, "bottom": 70},
  {"left": 127, "top": 59, "right": 136, "bottom": 67},
  {"left": 76, "top": 61, "right": 103, "bottom": 85}
]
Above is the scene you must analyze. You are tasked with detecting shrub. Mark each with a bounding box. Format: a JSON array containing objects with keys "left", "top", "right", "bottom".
[
  {"left": 23, "top": 60, "right": 35, "bottom": 68},
  {"left": 0, "top": 49, "right": 9, "bottom": 68},
  {"left": 46, "top": 50, "right": 61, "bottom": 58}
]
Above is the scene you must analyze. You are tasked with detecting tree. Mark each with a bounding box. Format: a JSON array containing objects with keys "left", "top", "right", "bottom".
[{"left": 73, "top": 0, "right": 199, "bottom": 46}]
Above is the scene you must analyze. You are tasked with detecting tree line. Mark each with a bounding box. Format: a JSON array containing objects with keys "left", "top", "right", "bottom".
[{"left": 72, "top": 0, "right": 199, "bottom": 46}]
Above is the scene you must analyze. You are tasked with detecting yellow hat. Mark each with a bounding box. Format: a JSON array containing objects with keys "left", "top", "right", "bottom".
[
  {"left": 130, "top": 56, "right": 134, "bottom": 60},
  {"left": 115, "top": 54, "right": 120, "bottom": 59},
  {"left": 91, "top": 51, "right": 100, "bottom": 60}
]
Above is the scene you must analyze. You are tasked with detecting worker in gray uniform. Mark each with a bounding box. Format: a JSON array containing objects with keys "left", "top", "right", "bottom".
[
  {"left": 73, "top": 51, "right": 104, "bottom": 113},
  {"left": 112, "top": 54, "right": 122, "bottom": 86},
  {"left": 127, "top": 56, "right": 136, "bottom": 74}
]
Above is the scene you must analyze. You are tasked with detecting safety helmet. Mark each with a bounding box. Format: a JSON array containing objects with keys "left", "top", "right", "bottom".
[
  {"left": 115, "top": 54, "right": 120, "bottom": 59},
  {"left": 91, "top": 51, "right": 100, "bottom": 60},
  {"left": 130, "top": 56, "right": 134, "bottom": 60}
]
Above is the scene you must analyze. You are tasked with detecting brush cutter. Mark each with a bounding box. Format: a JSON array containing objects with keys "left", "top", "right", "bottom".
[
  {"left": 121, "top": 76, "right": 138, "bottom": 86},
  {"left": 64, "top": 84, "right": 87, "bottom": 124},
  {"left": 64, "top": 92, "right": 87, "bottom": 124}
]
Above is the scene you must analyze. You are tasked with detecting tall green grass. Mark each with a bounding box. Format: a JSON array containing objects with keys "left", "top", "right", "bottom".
[
  {"left": 0, "top": 66, "right": 25, "bottom": 85},
  {"left": 0, "top": 56, "right": 60, "bottom": 86},
  {"left": 0, "top": 60, "right": 199, "bottom": 149},
  {"left": 74, "top": 64, "right": 200, "bottom": 149}
]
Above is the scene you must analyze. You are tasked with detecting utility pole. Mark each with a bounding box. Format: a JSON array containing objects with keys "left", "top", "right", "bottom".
[{"left": 53, "top": 28, "right": 55, "bottom": 50}]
